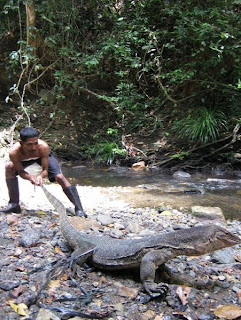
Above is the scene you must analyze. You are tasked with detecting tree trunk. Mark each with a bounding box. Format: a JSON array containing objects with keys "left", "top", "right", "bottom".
[{"left": 25, "top": 0, "right": 37, "bottom": 55}]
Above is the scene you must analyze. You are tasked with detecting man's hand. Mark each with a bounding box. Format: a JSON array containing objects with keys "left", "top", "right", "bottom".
[
  {"left": 29, "top": 175, "right": 43, "bottom": 186},
  {"left": 36, "top": 175, "right": 43, "bottom": 185}
]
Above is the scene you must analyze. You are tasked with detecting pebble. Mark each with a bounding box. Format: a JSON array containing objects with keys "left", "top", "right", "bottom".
[
  {"left": 173, "top": 171, "right": 191, "bottom": 178},
  {"left": 19, "top": 228, "right": 41, "bottom": 247},
  {"left": 109, "top": 229, "right": 124, "bottom": 238},
  {"left": 198, "top": 315, "right": 215, "bottom": 320},
  {"left": 96, "top": 214, "right": 114, "bottom": 226},
  {"left": 127, "top": 222, "right": 142, "bottom": 233},
  {"left": 0, "top": 280, "right": 20, "bottom": 291},
  {"left": 36, "top": 309, "right": 61, "bottom": 320},
  {"left": 139, "top": 229, "right": 156, "bottom": 236},
  {"left": 117, "top": 285, "right": 139, "bottom": 299},
  {"left": 211, "top": 248, "right": 236, "bottom": 264}
]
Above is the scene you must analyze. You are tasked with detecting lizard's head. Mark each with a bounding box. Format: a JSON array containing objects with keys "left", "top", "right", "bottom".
[{"left": 211, "top": 225, "right": 241, "bottom": 249}]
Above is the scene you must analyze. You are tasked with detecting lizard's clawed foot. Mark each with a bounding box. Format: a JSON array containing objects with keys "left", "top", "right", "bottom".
[{"left": 143, "top": 280, "right": 169, "bottom": 298}]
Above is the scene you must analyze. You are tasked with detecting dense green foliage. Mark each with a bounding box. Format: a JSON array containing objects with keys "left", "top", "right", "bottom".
[{"left": 0, "top": 0, "right": 240, "bottom": 161}]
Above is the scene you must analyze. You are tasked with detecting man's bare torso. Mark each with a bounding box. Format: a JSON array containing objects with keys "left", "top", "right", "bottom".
[{"left": 10, "top": 138, "right": 49, "bottom": 162}]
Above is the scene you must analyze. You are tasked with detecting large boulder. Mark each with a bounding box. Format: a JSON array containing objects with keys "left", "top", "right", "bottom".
[{"left": 191, "top": 206, "right": 226, "bottom": 224}]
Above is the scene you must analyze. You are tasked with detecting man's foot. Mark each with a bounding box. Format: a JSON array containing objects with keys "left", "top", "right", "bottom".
[
  {"left": 0, "top": 203, "right": 21, "bottom": 213},
  {"left": 75, "top": 208, "right": 87, "bottom": 217}
]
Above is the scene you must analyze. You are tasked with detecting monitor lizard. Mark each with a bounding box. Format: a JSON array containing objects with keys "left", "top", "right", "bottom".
[{"left": 41, "top": 185, "right": 240, "bottom": 297}]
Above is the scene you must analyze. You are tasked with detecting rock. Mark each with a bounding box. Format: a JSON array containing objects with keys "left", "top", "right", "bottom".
[
  {"left": 113, "top": 303, "right": 125, "bottom": 313},
  {"left": 0, "top": 259, "right": 11, "bottom": 267},
  {"left": 134, "top": 209, "right": 143, "bottom": 215},
  {"left": 139, "top": 229, "right": 155, "bottom": 236},
  {"left": 162, "top": 316, "right": 174, "bottom": 320},
  {"left": 0, "top": 280, "right": 20, "bottom": 290},
  {"left": 211, "top": 248, "right": 236, "bottom": 264},
  {"left": 191, "top": 206, "right": 226, "bottom": 223},
  {"left": 19, "top": 228, "right": 41, "bottom": 247},
  {"left": 116, "top": 284, "right": 139, "bottom": 299},
  {"left": 109, "top": 229, "right": 124, "bottom": 238},
  {"left": 132, "top": 161, "right": 146, "bottom": 171},
  {"left": 173, "top": 171, "right": 191, "bottom": 178},
  {"left": 114, "top": 222, "right": 125, "bottom": 230},
  {"left": 96, "top": 214, "right": 114, "bottom": 226},
  {"left": 142, "top": 309, "right": 156, "bottom": 320},
  {"left": 127, "top": 222, "right": 142, "bottom": 234},
  {"left": 198, "top": 315, "right": 215, "bottom": 320},
  {"left": 69, "top": 217, "right": 101, "bottom": 230},
  {"left": 36, "top": 308, "right": 61, "bottom": 320},
  {"left": 159, "top": 210, "right": 172, "bottom": 216},
  {"left": 165, "top": 295, "right": 177, "bottom": 308},
  {"left": 216, "top": 281, "right": 230, "bottom": 289}
]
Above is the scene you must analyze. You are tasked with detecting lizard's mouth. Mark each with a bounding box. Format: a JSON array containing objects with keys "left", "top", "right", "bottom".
[
  {"left": 215, "top": 229, "right": 241, "bottom": 247},
  {"left": 221, "top": 235, "right": 240, "bottom": 246}
]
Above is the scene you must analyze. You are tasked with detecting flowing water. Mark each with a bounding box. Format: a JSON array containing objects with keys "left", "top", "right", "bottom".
[{"left": 62, "top": 164, "right": 241, "bottom": 221}]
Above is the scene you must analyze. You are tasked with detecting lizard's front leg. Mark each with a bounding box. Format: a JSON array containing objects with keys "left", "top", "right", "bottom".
[
  {"left": 70, "top": 247, "right": 96, "bottom": 271},
  {"left": 140, "top": 248, "right": 176, "bottom": 297}
]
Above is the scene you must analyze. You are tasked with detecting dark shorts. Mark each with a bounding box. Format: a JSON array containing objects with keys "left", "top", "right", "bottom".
[{"left": 20, "top": 151, "right": 61, "bottom": 182}]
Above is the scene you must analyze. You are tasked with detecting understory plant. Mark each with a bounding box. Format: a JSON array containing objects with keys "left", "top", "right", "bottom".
[
  {"left": 172, "top": 107, "right": 227, "bottom": 145},
  {"left": 92, "top": 142, "right": 126, "bottom": 165}
]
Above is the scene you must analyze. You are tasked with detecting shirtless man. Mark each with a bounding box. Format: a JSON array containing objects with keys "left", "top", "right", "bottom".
[{"left": 0, "top": 127, "right": 86, "bottom": 217}]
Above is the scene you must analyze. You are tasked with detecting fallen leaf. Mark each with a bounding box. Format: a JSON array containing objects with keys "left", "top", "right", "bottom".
[
  {"left": 214, "top": 304, "right": 241, "bottom": 319},
  {"left": 15, "top": 266, "right": 25, "bottom": 272},
  {"left": 45, "top": 296, "right": 55, "bottom": 303},
  {"left": 17, "top": 303, "right": 29, "bottom": 316},
  {"left": 48, "top": 222, "right": 57, "bottom": 228},
  {"left": 6, "top": 215, "right": 19, "bottom": 225},
  {"left": 95, "top": 299, "right": 102, "bottom": 307},
  {"left": 176, "top": 286, "right": 191, "bottom": 305},
  {"left": 54, "top": 246, "right": 65, "bottom": 256},
  {"left": 9, "top": 301, "right": 18, "bottom": 313},
  {"left": 12, "top": 285, "right": 24, "bottom": 298},
  {"left": 48, "top": 280, "right": 60, "bottom": 290},
  {"left": 160, "top": 210, "right": 172, "bottom": 216},
  {"left": 59, "top": 272, "right": 68, "bottom": 281},
  {"left": 36, "top": 210, "right": 46, "bottom": 215},
  {"left": 9, "top": 301, "right": 29, "bottom": 316}
]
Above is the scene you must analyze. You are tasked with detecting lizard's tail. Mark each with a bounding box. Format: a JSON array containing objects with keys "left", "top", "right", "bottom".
[{"left": 41, "top": 185, "right": 84, "bottom": 249}]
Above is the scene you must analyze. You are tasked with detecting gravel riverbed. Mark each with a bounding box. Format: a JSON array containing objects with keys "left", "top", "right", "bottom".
[{"left": 0, "top": 159, "right": 241, "bottom": 320}]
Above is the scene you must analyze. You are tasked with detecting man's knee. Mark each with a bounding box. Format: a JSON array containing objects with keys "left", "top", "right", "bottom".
[
  {"left": 5, "top": 161, "right": 17, "bottom": 178},
  {"left": 5, "top": 161, "right": 15, "bottom": 172},
  {"left": 54, "top": 173, "right": 63, "bottom": 182},
  {"left": 5, "top": 161, "right": 13, "bottom": 168},
  {"left": 54, "top": 173, "right": 67, "bottom": 183},
  {"left": 54, "top": 173, "right": 71, "bottom": 188}
]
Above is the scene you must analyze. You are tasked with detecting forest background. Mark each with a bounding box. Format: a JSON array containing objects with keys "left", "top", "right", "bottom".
[{"left": 0, "top": 0, "right": 241, "bottom": 170}]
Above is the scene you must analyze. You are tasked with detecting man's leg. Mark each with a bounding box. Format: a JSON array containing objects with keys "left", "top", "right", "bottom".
[
  {"left": 47, "top": 153, "right": 86, "bottom": 217},
  {"left": 0, "top": 162, "right": 21, "bottom": 213},
  {"left": 55, "top": 173, "right": 87, "bottom": 217}
]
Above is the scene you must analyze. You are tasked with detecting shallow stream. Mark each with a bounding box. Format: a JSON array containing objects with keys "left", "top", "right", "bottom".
[{"left": 62, "top": 164, "right": 241, "bottom": 221}]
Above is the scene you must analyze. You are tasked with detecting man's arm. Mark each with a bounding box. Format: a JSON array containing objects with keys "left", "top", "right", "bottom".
[
  {"left": 9, "top": 151, "right": 39, "bottom": 185},
  {"left": 37, "top": 145, "right": 49, "bottom": 185}
]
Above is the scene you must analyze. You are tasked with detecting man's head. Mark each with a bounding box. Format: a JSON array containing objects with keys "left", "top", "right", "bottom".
[
  {"left": 20, "top": 127, "right": 39, "bottom": 142},
  {"left": 19, "top": 127, "right": 39, "bottom": 156}
]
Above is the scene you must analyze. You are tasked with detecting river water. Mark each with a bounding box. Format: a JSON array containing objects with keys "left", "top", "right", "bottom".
[{"left": 62, "top": 164, "right": 241, "bottom": 221}]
